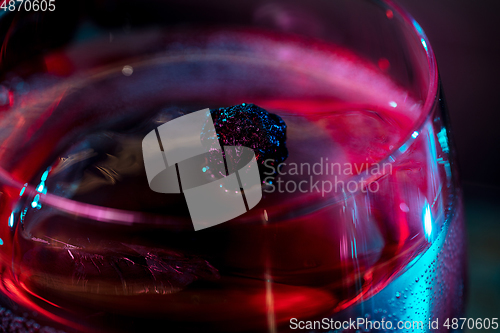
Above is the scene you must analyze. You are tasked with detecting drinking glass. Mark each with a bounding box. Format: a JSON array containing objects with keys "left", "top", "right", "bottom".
[{"left": 0, "top": 0, "right": 466, "bottom": 332}]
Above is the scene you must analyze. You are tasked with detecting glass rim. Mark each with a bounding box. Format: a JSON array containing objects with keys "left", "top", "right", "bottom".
[{"left": 0, "top": 0, "right": 439, "bottom": 228}]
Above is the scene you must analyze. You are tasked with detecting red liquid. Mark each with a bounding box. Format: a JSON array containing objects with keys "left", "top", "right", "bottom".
[{"left": 0, "top": 29, "right": 464, "bottom": 332}]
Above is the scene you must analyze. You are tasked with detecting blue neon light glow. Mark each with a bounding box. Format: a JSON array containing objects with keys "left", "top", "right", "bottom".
[
  {"left": 421, "top": 38, "right": 428, "bottom": 51},
  {"left": 413, "top": 19, "right": 424, "bottom": 35},
  {"left": 8, "top": 212, "right": 14, "bottom": 227},
  {"left": 424, "top": 202, "right": 432, "bottom": 241}
]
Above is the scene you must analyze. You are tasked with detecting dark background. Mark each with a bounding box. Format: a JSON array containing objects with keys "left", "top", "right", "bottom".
[
  {"left": 396, "top": 0, "right": 500, "bottom": 328},
  {"left": 397, "top": 0, "right": 500, "bottom": 188}
]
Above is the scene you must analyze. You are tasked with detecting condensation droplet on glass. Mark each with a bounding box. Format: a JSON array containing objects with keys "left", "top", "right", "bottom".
[
  {"left": 395, "top": 291, "right": 401, "bottom": 298},
  {"left": 122, "top": 65, "right": 134, "bottom": 76}
]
